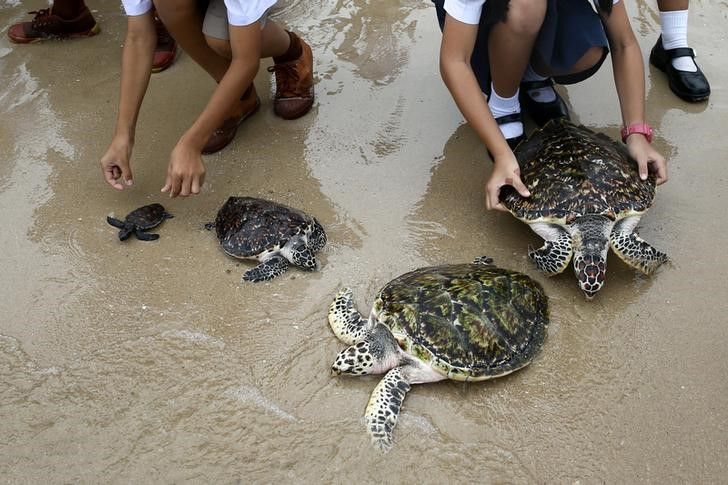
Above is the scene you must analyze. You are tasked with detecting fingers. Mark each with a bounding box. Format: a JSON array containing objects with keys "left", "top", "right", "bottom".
[
  {"left": 104, "top": 166, "right": 125, "bottom": 190},
  {"left": 120, "top": 164, "right": 134, "bottom": 187},
  {"left": 637, "top": 158, "right": 649, "bottom": 181},
  {"left": 510, "top": 174, "right": 531, "bottom": 198},
  {"left": 651, "top": 154, "right": 668, "bottom": 185}
]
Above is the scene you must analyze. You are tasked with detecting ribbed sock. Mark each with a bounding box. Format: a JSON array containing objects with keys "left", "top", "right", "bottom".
[
  {"left": 488, "top": 84, "right": 523, "bottom": 140},
  {"left": 660, "top": 9, "right": 697, "bottom": 72},
  {"left": 523, "top": 64, "right": 556, "bottom": 102},
  {"left": 273, "top": 31, "right": 303, "bottom": 64}
]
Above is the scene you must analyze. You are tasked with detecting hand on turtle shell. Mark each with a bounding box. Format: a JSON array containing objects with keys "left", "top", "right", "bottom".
[
  {"left": 100, "top": 136, "right": 134, "bottom": 190},
  {"left": 485, "top": 153, "right": 531, "bottom": 211},
  {"left": 626, "top": 134, "right": 668, "bottom": 185},
  {"left": 162, "top": 141, "right": 206, "bottom": 198}
]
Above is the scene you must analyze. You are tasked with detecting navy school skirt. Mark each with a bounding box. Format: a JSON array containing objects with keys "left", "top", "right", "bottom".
[{"left": 432, "top": 0, "right": 610, "bottom": 93}]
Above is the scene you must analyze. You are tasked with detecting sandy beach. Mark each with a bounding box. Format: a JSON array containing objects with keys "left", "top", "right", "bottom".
[{"left": 1, "top": 0, "right": 727, "bottom": 481}]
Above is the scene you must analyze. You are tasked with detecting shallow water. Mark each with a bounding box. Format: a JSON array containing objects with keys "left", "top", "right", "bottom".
[{"left": 1, "top": 1, "right": 727, "bottom": 482}]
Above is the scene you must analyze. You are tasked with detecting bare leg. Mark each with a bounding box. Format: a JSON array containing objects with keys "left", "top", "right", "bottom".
[
  {"left": 656, "top": 0, "right": 688, "bottom": 10},
  {"left": 205, "top": 19, "right": 290, "bottom": 60},
  {"left": 488, "top": 0, "right": 546, "bottom": 98},
  {"left": 154, "top": 0, "right": 229, "bottom": 82}
]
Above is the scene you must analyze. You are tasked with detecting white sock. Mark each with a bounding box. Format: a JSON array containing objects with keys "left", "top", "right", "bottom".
[
  {"left": 488, "top": 84, "right": 523, "bottom": 140},
  {"left": 523, "top": 64, "right": 556, "bottom": 102},
  {"left": 660, "top": 9, "right": 697, "bottom": 72}
]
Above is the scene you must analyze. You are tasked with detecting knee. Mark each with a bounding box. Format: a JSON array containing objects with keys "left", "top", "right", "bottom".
[
  {"left": 571, "top": 46, "right": 604, "bottom": 74},
  {"left": 206, "top": 35, "right": 232, "bottom": 59},
  {"left": 505, "top": 0, "right": 547, "bottom": 36}
]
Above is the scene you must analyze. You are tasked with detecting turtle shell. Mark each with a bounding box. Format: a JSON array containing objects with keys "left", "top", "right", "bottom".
[
  {"left": 213, "top": 197, "right": 316, "bottom": 258},
  {"left": 500, "top": 119, "right": 656, "bottom": 224},
  {"left": 125, "top": 203, "right": 170, "bottom": 230},
  {"left": 373, "top": 263, "right": 549, "bottom": 381}
]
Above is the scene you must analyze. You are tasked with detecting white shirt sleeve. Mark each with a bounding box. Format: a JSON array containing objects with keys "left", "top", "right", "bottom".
[
  {"left": 443, "top": 0, "right": 486, "bottom": 25},
  {"left": 224, "top": 0, "right": 279, "bottom": 26},
  {"left": 120, "top": 0, "right": 152, "bottom": 16}
]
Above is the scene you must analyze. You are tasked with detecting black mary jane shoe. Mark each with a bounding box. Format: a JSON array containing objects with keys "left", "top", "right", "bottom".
[
  {"left": 519, "top": 78, "right": 570, "bottom": 127},
  {"left": 650, "top": 35, "right": 710, "bottom": 102},
  {"left": 487, "top": 112, "right": 526, "bottom": 159}
]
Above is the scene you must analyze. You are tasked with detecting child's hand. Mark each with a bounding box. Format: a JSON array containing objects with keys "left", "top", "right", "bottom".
[
  {"left": 162, "top": 141, "right": 206, "bottom": 198},
  {"left": 100, "top": 137, "right": 134, "bottom": 190},
  {"left": 485, "top": 152, "right": 531, "bottom": 211},
  {"left": 627, "top": 135, "right": 668, "bottom": 185}
]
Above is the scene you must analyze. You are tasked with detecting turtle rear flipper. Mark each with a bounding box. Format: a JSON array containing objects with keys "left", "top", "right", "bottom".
[
  {"left": 135, "top": 229, "right": 160, "bottom": 241},
  {"left": 527, "top": 223, "right": 573, "bottom": 275},
  {"left": 610, "top": 231, "right": 668, "bottom": 274},
  {"left": 243, "top": 255, "right": 289, "bottom": 282},
  {"left": 328, "top": 288, "right": 371, "bottom": 345}
]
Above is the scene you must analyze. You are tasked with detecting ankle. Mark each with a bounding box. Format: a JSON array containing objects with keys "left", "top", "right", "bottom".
[
  {"left": 274, "top": 31, "right": 303, "bottom": 64},
  {"left": 50, "top": 0, "right": 86, "bottom": 20}
]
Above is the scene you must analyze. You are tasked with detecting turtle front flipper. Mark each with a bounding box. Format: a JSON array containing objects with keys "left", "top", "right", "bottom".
[
  {"left": 610, "top": 217, "right": 669, "bottom": 274},
  {"left": 106, "top": 216, "right": 125, "bottom": 229},
  {"left": 134, "top": 229, "right": 160, "bottom": 241},
  {"left": 527, "top": 222, "right": 573, "bottom": 275},
  {"left": 243, "top": 255, "right": 290, "bottom": 282},
  {"left": 365, "top": 367, "right": 412, "bottom": 453},
  {"left": 328, "top": 288, "right": 372, "bottom": 345}
]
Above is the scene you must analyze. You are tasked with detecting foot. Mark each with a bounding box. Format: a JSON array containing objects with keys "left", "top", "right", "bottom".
[
  {"left": 496, "top": 112, "right": 526, "bottom": 151},
  {"left": 267, "top": 36, "right": 315, "bottom": 120},
  {"left": 152, "top": 12, "right": 177, "bottom": 73},
  {"left": 650, "top": 36, "right": 710, "bottom": 102},
  {"left": 519, "top": 79, "right": 570, "bottom": 127},
  {"left": 7, "top": 6, "right": 100, "bottom": 44},
  {"left": 202, "top": 86, "right": 260, "bottom": 154}
]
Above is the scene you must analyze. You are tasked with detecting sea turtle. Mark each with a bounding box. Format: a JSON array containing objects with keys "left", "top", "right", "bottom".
[
  {"left": 106, "top": 203, "right": 173, "bottom": 241},
  {"left": 500, "top": 118, "right": 669, "bottom": 299},
  {"left": 207, "top": 196, "right": 326, "bottom": 282},
  {"left": 328, "top": 257, "right": 548, "bottom": 452}
]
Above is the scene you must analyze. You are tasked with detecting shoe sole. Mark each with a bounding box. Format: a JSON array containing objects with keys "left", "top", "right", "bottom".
[
  {"left": 201, "top": 97, "right": 261, "bottom": 155},
  {"left": 650, "top": 57, "right": 710, "bottom": 103},
  {"left": 274, "top": 88, "right": 315, "bottom": 120},
  {"left": 8, "top": 22, "right": 100, "bottom": 44}
]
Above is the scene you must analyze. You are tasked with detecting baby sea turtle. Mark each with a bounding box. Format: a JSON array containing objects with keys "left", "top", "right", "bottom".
[
  {"left": 207, "top": 196, "right": 326, "bottom": 282},
  {"left": 500, "top": 118, "right": 669, "bottom": 299},
  {"left": 329, "top": 257, "right": 549, "bottom": 452},
  {"left": 106, "top": 203, "right": 173, "bottom": 241}
]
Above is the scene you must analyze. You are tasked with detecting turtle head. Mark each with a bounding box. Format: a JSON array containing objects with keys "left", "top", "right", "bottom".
[
  {"left": 571, "top": 215, "right": 612, "bottom": 299},
  {"left": 289, "top": 240, "right": 318, "bottom": 271},
  {"left": 331, "top": 325, "right": 400, "bottom": 376}
]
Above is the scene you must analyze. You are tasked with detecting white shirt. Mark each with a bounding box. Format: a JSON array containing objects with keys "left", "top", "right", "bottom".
[
  {"left": 443, "top": 0, "right": 620, "bottom": 26},
  {"left": 121, "top": 0, "right": 278, "bottom": 26}
]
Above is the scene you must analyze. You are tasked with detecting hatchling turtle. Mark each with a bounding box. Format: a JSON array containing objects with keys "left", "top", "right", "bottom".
[
  {"left": 207, "top": 196, "right": 326, "bottom": 282},
  {"left": 106, "top": 203, "right": 173, "bottom": 241},
  {"left": 329, "top": 257, "right": 549, "bottom": 452},
  {"left": 499, "top": 118, "right": 669, "bottom": 299}
]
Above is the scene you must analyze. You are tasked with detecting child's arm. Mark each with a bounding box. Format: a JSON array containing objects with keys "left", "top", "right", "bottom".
[
  {"left": 162, "top": 23, "right": 262, "bottom": 198},
  {"left": 603, "top": 2, "right": 668, "bottom": 185},
  {"left": 100, "top": 13, "right": 156, "bottom": 190},
  {"left": 439, "top": 15, "right": 530, "bottom": 211}
]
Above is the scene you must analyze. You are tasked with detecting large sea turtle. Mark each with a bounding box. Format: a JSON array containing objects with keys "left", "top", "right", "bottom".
[
  {"left": 329, "top": 257, "right": 549, "bottom": 452},
  {"left": 500, "top": 118, "right": 669, "bottom": 298},
  {"left": 207, "top": 196, "right": 326, "bottom": 282},
  {"left": 106, "top": 203, "right": 172, "bottom": 241}
]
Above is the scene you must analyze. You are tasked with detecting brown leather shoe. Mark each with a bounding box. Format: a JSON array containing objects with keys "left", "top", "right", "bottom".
[
  {"left": 267, "top": 37, "right": 314, "bottom": 120},
  {"left": 8, "top": 6, "right": 99, "bottom": 44},
  {"left": 202, "top": 87, "right": 260, "bottom": 155}
]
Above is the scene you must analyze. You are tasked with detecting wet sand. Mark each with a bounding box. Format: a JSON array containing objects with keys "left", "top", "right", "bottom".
[{"left": 1, "top": 0, "right": 727, "bottom": 482}]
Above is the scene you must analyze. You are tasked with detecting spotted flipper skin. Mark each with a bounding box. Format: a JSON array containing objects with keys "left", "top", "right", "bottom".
[
  {"left": 328, "top": 288, "right": 370, "bottom": 345},
  {"left": 243, "top": 255, "right": 290, "bottom": 282},
  {"left": 528, "top": 232, "right": 573, "bottom": 275},
  {"left": 365, "top": 367, "right": 411, "bottom": 453},
  {"left": 610, "top": 231, "right": 668, "bottom": 274}
]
